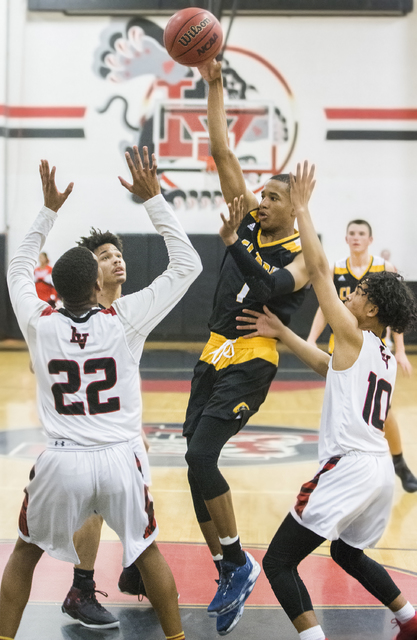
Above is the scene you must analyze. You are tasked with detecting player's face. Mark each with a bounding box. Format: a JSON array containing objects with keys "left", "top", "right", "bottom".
[
  {"left": 258, "top": 180, "right": 293, "bottom": 232},
  {"left": 94, "top": 243, "right": 126, "bottom": 288},
  {"left": 344, "top": 283, "right": 373, "bottom": 320},
  {"left": 345, "top": 224, "right": 372, "bottom": 253},
  {"left": 39, "top": 253, "right": 49, "bottom": 267}
]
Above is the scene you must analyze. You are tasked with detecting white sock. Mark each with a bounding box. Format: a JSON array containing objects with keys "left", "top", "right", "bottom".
[
  {"left": 219, "top": 534, "right": 239, "bottom": 545},
  {"left": 212, "top": 554, "right": 223, "bottom": 562},
  {"left": 395, "top": 601, "right": 416, "bottom": 624},
  {"left": 299, "top": 625, "right": 326, "bottom": 640}
]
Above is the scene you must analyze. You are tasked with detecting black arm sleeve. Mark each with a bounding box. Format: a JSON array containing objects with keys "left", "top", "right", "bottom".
[{"left": 227, "top": 238, "right": 296, "bottom": 303}]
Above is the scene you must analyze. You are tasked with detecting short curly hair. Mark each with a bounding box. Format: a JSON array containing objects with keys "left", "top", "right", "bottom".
[
  {"left": 77, "top": 228, "right": 123, "bottom": 254},
  {"left": 52, "top": 246, "right": 98, "bottom": 303},
  {"left": 269, "top": 174, "right": 291, "bottom": 187},
  {"left": 359, "top": 271, "right": 417, "bottom": 334}
]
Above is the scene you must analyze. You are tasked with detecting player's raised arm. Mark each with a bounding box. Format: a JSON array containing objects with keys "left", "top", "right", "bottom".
[
  {"left": 198, "top": 59, "right": 259, "bottom": 212},
  {"left": 118, "top": 145, "right": 160, "bottom": 200},
  {"left": 116, "top": 146, "right": 202, "bottom": 345},
  {"left": 306, "top": 264, "right": 334, "bottom": 345},
  {"left": 306, "top": 305, "right": 328, "bottom": 346},
  {"left": 290, "top": 162, "right": 363, "bottom": 364},
  {"left": 7, "top": 161, "right": 74, "bottom": 345},
  {"left": 39, "top": 160, "right": 74, "bottom": 213}
]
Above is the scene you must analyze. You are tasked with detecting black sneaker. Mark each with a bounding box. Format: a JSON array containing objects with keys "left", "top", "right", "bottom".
[
  {"left": 62, "top": 582, "right": 119, "bottom": 629},
  {"left": 118, "top": 563, "right": 147, "bottom": 600},
  {"left": 394, "top": 459, "right": 417, "bottom": 493}
]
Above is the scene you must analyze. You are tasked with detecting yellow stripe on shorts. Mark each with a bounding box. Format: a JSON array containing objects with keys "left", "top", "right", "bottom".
[{"left": 200, "top": 332, "right": 278, "bottom": 371}]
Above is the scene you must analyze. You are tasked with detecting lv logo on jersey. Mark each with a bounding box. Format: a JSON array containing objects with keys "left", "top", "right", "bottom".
[
  {"left": 379, "top": 345, "right": 391, "bottom": 369},
  {"left": 70, "top": 326, "right": 89, "bottom": 350}
]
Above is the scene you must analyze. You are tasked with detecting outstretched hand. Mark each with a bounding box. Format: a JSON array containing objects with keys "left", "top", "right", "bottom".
[
  {"left": 290, "top": 161, "right": 316, "bottom": 216},
  {"left": 198, "top": 58, "right": 222, "bottom": 83},
  {"left": 39, "top": 160, "right": 74, "bottom": 213},
  {"left": 219, "top": 195, "right": 245, "bottom": 246},
  {"left": 236, "top": 306, "right": 283, "bottom": 339},
  {"left": 119, "top": 146, "right": 160, "bottom": 201}
]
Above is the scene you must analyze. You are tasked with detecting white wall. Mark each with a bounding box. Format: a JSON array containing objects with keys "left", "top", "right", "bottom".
[
  {"left": 0, "top": 0, "right": 9, "bottom": 234},
  {"left": 2, "top": 3, "right": 417, "bottom": 277}
]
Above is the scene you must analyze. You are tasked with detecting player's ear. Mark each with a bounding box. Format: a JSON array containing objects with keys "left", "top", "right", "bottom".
[
  {"left": 95, "top": 266, "right": 103, "bottom": 293},
  {"left": 366, "top": 302, "right": 379, "bottom": 318}
]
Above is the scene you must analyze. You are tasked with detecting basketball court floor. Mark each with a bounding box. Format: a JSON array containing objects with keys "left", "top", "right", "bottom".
[{"left": 1, "top": 342, "right": 417, "bottom": 640}]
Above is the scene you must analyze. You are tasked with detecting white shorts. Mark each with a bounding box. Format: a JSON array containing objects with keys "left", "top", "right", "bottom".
[
  {"left": 291, "top": 451, "right": 395, "bottom": 549},
  {"left": 130, "top": 434, "right": 152, "bottom": 486},
  {"left": 18, "top": 440, "right": 159, "bottom": 566}
]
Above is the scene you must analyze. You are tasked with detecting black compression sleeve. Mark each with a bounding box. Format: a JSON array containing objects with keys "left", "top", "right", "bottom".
[{"left": 227, "top": 238, "right": 296, "bottom": 303}]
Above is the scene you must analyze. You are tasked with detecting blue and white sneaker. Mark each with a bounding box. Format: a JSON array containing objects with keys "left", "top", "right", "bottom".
[
  {"left": 216, "top": 601, "right": 245, "bottom": 636},
  {"left": 207, "top": 552, "right": 260, "bottom": 617}
]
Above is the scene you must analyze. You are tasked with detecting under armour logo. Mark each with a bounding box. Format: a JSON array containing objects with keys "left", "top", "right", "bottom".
[
  {"left": 70, "top": 326, "right": 89, "bottom": 350},
  {"left": 379, "top": 345, "right": 391, "bottom": 369},
  {"left": 55, "top": 440, "right": 65, "bottom": 447}
]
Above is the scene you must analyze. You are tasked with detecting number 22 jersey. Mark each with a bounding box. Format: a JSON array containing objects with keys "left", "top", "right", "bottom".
[
  {"left": 7, "top": 200, "right": 202, "bottom": 447},
  {"left": 34, "top": 306, "right": 143, "bottom": 446}
]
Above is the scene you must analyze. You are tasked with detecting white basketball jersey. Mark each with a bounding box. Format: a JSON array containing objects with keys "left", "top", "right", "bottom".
[
  {"left": 319, "top": 331, "right": 396, "bottom": 462},
  {"left": 34, "top": 306, "right": 141, "bottom": 446},
  {"left": 8, "top": 199, "right": 201, "bottom": 449}
]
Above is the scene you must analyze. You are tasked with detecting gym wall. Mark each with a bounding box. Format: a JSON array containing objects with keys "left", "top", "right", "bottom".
[{"left": 1, "top": 1, "right": 417, "bottom": 340}]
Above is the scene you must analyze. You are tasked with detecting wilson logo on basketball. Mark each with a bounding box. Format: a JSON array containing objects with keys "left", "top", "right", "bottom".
[
  {"left": 178, "top": 18, "right": 211, "bottom": 47},
  {"left": 197, "top": 32, "right": 219, "bottom": 56}
]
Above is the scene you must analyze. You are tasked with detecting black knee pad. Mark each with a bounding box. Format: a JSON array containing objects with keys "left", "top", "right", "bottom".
[
  {"left": 262, "top": 550, "right": 289, "bottom": 582},
  {"left": 330, "top": 538, "right": 362, "bottom": 568},
  {"left": 187, "top": 467, "right": 211, "bottom": 523},
  {"left": 184, "top": 444, "right": 205, "bottom": 473},
  {"left": 186, "top": 454, "right": 229, "bottom": 507},
  {"left": 185, "top": 439, "right": 229, "bottom": 500}
]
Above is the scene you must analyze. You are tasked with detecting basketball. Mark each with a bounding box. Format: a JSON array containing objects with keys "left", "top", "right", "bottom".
[{"left": 164, "top": 7, "right": 223, "bottom": 67}]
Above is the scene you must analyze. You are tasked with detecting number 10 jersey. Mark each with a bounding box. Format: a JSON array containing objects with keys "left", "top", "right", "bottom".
[{"left": 319, "top": 330, "right": 396, "bottom": 462}]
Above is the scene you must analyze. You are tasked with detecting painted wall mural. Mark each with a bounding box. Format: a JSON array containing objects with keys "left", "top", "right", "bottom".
[{"left": 92, "top": 18, "right": 297, "bottom": 210}]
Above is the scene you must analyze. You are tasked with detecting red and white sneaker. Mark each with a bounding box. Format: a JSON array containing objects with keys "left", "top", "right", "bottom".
[{"left": 394, "top": 612, "right": 417, "bottom": 639}]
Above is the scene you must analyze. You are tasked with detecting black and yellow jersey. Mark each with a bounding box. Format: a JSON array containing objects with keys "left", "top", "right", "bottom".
[
  {"left": 328, "top": 255, "right": 386, "bottom": 353},
  {"left": 333, "top": 255, "right": 385, "bottom": 301},
  {"left": 208, "top": 209, "right": 306, "bottom": 339}
]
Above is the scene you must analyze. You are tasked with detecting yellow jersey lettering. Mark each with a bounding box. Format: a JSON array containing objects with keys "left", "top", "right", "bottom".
[
  {"left": 236, "top": 283, "right": 250, "bottom": 303},
  {"left": 339, "top": 286, "right": 351, "bottom": 301}
]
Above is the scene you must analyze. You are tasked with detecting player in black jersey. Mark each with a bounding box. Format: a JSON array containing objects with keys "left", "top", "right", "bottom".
[
  {"left": 307, "top": 219, "right": 417, "bottom": 493},
  {"left": 183, "top": 59, "right": 310, "bottom": 635}
]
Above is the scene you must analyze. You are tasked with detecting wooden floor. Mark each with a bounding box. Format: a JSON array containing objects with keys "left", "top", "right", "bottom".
[{"left": 1, "top": 346, "right": 417, "bottom": 639}]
